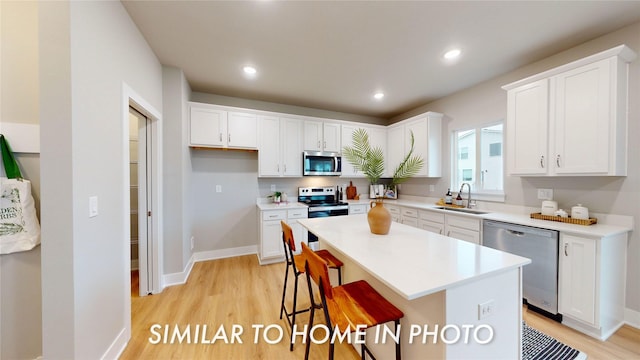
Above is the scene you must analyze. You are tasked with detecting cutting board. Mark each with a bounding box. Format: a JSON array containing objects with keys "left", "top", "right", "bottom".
[{"left": 346, "top": 181, "right": 357, "bottom": 200}]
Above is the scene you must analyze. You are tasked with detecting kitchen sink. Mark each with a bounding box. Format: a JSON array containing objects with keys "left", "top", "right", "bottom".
[{"left": 435, "top": 206, "right": 490, "bottom": 215}]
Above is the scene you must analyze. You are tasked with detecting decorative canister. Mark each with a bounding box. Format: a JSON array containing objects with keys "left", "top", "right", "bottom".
[
  {"left": 368, "top": 199, "right": 391, "bottom": 235},
  {"left": 571, "top": 204, "right": 589, "bottom": 220}
]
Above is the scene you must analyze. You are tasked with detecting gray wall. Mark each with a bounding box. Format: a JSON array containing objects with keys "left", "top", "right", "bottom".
[
  {"left": 0, "top": 2, "right": 42, "bottom": 358},
  {"left": 39, "top": 1, "right": 163, "bottom": 358},
  {"left": 392, "top": 22, "right": 640, "bottom": 314},
  {"left": 162, "top": 66, "right": 194, "bottom": 274}
]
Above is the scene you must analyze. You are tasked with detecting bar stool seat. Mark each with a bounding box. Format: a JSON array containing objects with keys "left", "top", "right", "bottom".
[
  {"left": 280, "top": 221, "right": 344, "bottom": 351},
  {"left": 301, "top": 242, "right": 404, "bottom": 360}
]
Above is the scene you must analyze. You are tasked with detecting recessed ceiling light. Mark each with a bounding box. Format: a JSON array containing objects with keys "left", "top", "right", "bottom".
[
  {"left": 443, "top": 49, "right": 461, "bottom": 60},
  {"left": 243, "top": 66, "right": 257, "bottom": 75},
  {"left": 374, "top": 92, "right": 385, "bottom": 100}
]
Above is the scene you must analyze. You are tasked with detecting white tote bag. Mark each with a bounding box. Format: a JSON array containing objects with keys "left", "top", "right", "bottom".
[{"left": 0, "top": 135, "right": 41, "bottom": 254}]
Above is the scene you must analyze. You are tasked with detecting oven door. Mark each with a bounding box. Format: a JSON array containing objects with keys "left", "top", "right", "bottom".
[
  {"left": 303, "top": 151, "right": 342, "bottom": 176},
  {"left": 307, "top": 205, "right": 349, "bottom": 248}
]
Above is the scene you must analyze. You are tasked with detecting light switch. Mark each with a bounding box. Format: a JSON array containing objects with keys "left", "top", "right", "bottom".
[
  {"left": 216, "top": 185, "right": 222, "bottom": 193},
  {"left": 89, "top": 196, "right": 98, "bottom": 218}
]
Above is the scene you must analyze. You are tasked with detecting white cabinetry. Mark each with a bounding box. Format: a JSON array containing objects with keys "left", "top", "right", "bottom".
[
  {"left": 348, "top": 203, "right": 368, "bottom": 215},
  {"left": 259, "top": 207, "right": 308, "bottom": 264},
  {"left": 418, "top": 210, "right": 445, "bottom": 235},
  {"left": 386, "top": 204, "right": 401, "bottom": 223},
  {"left": 504, "top": 45, "right": 636, "bottom": 176},
  {"left": 445, "top": 214, "right": 481, "bottom": 244},
  {"left": 259, "top": 210, "right": 286, "bottom": 263},
  {"left": 304, "top": 120, "right": 341, "bottom": 152},
  {"left": 341, "top": 124, "right": 387, "bottom": 178},
  {"left": 400, "top": 207, "right": 419, "bottom": 227},
  {"left": 386, "top": 112, "right": 442, "bottom": 177},
  {"left": 189, "top": 102, "right": 258, "bottom": 149},
  {"left": 558, "top": 231, "right": 627, "bottom": 340},
  {"left": 258, "top": 116, "right": 303, "bottom": 177}
]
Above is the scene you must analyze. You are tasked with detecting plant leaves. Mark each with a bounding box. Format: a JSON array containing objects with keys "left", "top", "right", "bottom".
[{"left": 342, "top": 128, "right": 385, "bottom": 184}]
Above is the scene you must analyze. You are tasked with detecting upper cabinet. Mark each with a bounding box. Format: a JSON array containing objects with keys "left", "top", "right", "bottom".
[
  {"left": 304, "top": 120, "right": 341, "bottom": 152},
  {"left": 503, "top": 45, "right": 636, "bottom": 176},
  {"left": 189, "top": 102, "right": 258, "bottom": 150},
  {"left": 341, "top": 124, "right": 387, "bottom": 178},
  {"left": 386, "top": 112, "right": 443, "bottom": 178},
  {"left": 258, "top": 116, "right": 303, "bottom": 177}
]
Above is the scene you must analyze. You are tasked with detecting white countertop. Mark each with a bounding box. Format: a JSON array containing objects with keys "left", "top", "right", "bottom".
[
  {"left": 345, "top": 198, "right": 632, "bottom": 238},
  {"left": 258, "top": 197, "right": 632, "bottom": 238},
  {"left": 298, "top": 215, "right": 531, "bottom": 301}
]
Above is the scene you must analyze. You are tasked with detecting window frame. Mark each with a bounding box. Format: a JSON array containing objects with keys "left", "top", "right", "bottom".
[{"left": 451, "top": 120, "right": 505, "bottom": 202}]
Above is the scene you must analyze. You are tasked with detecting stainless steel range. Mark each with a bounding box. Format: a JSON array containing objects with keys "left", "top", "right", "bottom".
[{"left": 298, "top": 186, "right": 349, "bottom": 249}]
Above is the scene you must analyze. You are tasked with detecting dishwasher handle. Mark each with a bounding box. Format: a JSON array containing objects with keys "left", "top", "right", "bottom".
[{"left": 507, "top": 229, "right": 525, "bottom": 236}]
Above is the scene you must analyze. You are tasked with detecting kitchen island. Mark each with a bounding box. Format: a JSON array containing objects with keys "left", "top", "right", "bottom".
[{"left": 298, "top": 214, "right": 531, "bottom": 360}]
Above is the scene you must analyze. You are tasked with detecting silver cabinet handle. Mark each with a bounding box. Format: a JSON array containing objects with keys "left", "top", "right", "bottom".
[
  {"left": 556, "top": 154, "right": 561, "bottom": 167},
  {"left": 277, "top": 164, "right": 280, "bottom": 172},
  {"left": 324, "top": 141, "right": 327, "bottom": 149},
  {"left": 228, "top": 133, "right": 231, "bottom": 143},
  {"left": 564, "top": 243, "right": 568, "bottom": 256},
  {"left": 447, "top": 231, "right": 451, "bottom": 236},
  {"left": 219, "top": 133, "right": 222, "bottom": 142},
  {"left": 317, "top": 140, "right": 321, "bottom": 149},
  {"left": 284, "top": 164, "right": 287, "bottom": 173},
  {"left": 540, "top": 155, "right": 545, "bottom": 168},
  {"left": 439, "top": 229, "right": 443, "bottom": 235}
]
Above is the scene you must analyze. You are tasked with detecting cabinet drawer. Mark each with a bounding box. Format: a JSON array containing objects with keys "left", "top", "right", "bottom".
[
  {"left": 401, "top": 207, "right": 418, "bottom": 218},
  {"left": 386, "top": 205, "right": 400, "bottom": 215},
  {"left": 262, "top": 210, "right": 286, "bottom": 221},
  {"left": 419, "top": 210, "right": 444, "bottom": 223},
  {"left": 446, "top": 215, "right": 480, "bottom": 231},
  {"left": 349, "top": 205, "right": 367, "bottom": 215},
  {"left": 287, "top": 209, "right": 308, "bottom": 219}
]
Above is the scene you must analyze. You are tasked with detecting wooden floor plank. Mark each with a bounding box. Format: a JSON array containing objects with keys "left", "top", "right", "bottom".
[{"left": 122, "top": 255, "right": 640, "bottom": 359}]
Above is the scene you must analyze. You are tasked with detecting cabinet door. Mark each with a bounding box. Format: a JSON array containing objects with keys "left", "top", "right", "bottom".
[
  {"left": 227, "top": 112, "right": 258, "bottom": 149},
  {"left": 419, "top": 220, "right": 444, "bottom": 235},
  {"left": 281, "top": 117, "right": 303, "bottom": 176},
  {"left": 258, "top": 116, "right": 281, "bottom": 177},
  {"left": 386, "top": 125, "right": 405, "bottom": 177},
  {"left": 446, "top": 226, "right": 480, "bottom": 244},
  {"left": 402, "top": 217, "right": 418, "bottom": 228},
  {"left": 553, "top": 59, "right": 611, "bottom": 174},
  {"left": 559, "top": 234, "right": 597, "bottom": 325},
  {"left": 304, "top": 120, "right": 323, "bottom": 151},
  {"left": 287, "top": 219, "right": 308, "bottom": 255},
  {"left": 190, "top": 106, "right": 226, "bottom": 147},
  {"left": 341, "top": 125, "right": 363, "bottom": 177},
  {"left": 405, "top": 118, "right": 429, "bottom": 176},
  {"left": 323, "top": 122, "right": 341, "bottom": 152},
  {"left": 506, "top": 79, "right": 549, "bottom": 175},
  {"left": 261, "top": 220, "right": 284, "bottom": 260}
]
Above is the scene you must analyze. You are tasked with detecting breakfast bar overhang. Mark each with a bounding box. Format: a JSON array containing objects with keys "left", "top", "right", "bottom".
[{"left": 298, "top": 214, "right": 531, "bottom": 360}]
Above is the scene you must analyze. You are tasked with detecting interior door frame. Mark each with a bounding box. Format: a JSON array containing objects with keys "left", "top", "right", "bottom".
[{"left": 121, "top": 83, "right": 163, "bottom": 335}]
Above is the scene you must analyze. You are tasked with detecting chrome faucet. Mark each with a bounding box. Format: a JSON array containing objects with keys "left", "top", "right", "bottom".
[{"left": 459, "top": 183, "right": 472, "bottom": 208}]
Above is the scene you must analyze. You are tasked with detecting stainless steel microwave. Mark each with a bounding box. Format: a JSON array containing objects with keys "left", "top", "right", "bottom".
[{"left": 303, "top": 151, "right": 342, "bottom": 176}]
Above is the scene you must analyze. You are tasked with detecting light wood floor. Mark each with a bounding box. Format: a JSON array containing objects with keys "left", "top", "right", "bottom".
[{"left": 121, "top": 255, "right": 640, "bottom": 359}]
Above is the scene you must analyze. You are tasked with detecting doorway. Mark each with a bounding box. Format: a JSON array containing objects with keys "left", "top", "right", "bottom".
[{"left": 129, "top": 106, "right": 153, "bottom": 296}]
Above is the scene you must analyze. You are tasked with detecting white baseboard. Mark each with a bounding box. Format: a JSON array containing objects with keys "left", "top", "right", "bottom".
[
  {"left": 162, "top": 255, "right": 195, "bottom": 288},
  {"left": 193, "top": 245, "right": 257, "bottom": 262},
  {"left": 101, "top": 327, "right": 129, "bottom": 360},
  {"left": 161, "top": 245, "right": 257, "bottom": 288},
  {"left": 625, "top": 307, "right": 640, "bottom": 329}
]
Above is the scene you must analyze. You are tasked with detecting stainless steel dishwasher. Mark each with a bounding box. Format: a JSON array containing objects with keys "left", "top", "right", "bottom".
[{"left": 483, "top": 220, "right": 561, "bottom": 320}]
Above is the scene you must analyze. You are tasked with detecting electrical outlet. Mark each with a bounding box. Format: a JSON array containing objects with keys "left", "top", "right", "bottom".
[
  {"left": 190, "top": 236, "right": 195, "bottom": 250},
  {"left": 270, "top": 184, "right": 276, "bottom": 192},
  {"left": 216, "top": 185, "right": 222, "bottom": 193},
  {"left": 478, "top": 300, "right": 495, "bottom": 320},
  {"left": 537, "top": 188, "right": 553, "bottom": 200},
  {"left": 429, "top": 185, "right": 435, "bottom": 192}
]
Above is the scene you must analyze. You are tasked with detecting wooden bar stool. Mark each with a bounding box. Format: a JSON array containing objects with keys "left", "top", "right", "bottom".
[
  {"left": 279, "top": 221, "right": 344, "bottom": 351},
  {"left": 301, "top": 242, "right": 404, "bottom": 360}
]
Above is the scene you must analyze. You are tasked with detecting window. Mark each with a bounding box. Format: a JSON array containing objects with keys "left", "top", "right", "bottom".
[{"left": 452, "top": 122, "right": 504, "bottom": 200}]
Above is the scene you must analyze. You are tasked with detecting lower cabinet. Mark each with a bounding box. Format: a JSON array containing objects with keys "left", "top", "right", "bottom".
[
  {"left": 387, "top": 204, "right": 401, "bottom": 223},
  {"left": 418, "top": 210, "right": 444, "bottom": 235},
  {"left": 558, "top": 231, "right": 627, "bottom": 339},
  {"left": 348, "top": 203, "right": 369, "bottom": 215},
  {"left": 259, "top": 208, "right": 308, "bottom": 264},
  {"left": 445, "top": 214, "right": 481, "bottom": 244}
]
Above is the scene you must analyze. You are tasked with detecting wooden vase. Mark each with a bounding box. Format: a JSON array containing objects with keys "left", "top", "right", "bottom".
[{"left": 368, "top": 199, "right": 391, "bottom": 235}]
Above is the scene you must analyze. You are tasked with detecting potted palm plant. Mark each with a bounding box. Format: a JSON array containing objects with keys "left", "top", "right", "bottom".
[{"left": 342, "top": 128, "right": 424, "bottom": 234}]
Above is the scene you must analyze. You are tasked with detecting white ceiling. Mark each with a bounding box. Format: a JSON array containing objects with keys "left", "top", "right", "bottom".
[{"left": 122, "top": 1, "right": 640, "bottom": 119}]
